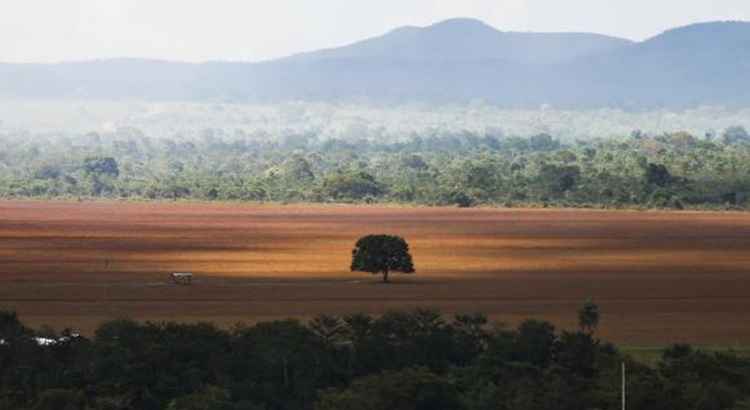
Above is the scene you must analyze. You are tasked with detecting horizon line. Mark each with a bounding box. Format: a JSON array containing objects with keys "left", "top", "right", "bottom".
[{"left": 1, "top": 17, "right": 747, "bottom": 66}]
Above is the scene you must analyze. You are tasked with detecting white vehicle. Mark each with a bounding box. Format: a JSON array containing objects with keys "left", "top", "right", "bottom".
[{"left": 170, "top": 272, "right": 193, "bottom": 285}]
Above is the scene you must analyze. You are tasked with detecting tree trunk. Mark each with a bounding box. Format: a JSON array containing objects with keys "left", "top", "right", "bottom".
[{"left": 383, "top": 269, "right": 389, "bottom": 283}]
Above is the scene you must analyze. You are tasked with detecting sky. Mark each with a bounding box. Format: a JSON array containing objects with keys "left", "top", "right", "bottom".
[{"left": 2, "top": 0, "right": 749, "bottom": 63}]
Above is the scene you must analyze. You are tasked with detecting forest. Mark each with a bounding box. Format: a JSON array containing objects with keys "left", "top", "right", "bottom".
[
  {"left": 1, "top": 304, "right": 750, "bottom": 410},
  {"left": 2, "top": 123, "right": 750, "bottom": 209}
]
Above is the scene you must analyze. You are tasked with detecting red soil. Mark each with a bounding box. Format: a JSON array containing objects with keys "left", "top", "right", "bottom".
[{"left": 1, "top": 200, "right": 749, "bottom": 345}]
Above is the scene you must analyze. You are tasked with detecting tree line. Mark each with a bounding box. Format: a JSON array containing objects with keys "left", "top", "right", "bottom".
[
  {"left": 1, "top": 303, "right": 750, "bottom": 410},
  {"left": 1, "top": 126, "right": 750, "bottom": 209}
]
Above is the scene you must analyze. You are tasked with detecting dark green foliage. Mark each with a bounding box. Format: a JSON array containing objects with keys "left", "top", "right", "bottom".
[
  {"left": 350, "top": 235, "right": 415, "bottom": 283},
  {"left": 322, "top": 171, "right": 383, "bottom": 201},
  {"left": 83, "top": 157, "right": 119, "bottom": 178},
  {"left": 1, "top": 308, "right": 750, "bottom": 410},
  {"left": 167, "top": 386, "right": 233, "bottom": 410},
  {"left": 555, "top": 331, "right": 599, "bottom": 379},
  {"left": 228, "top": 320, "right": 326, "bottom": 409},
  {"left": 33, "top": 165, "right": 63, "bottom": 180},
  {"left": 282, "top": 156, "right": 315, "bottom": 183},
  {"left": 315, "top": 367, "right": 464, "bottom": 410},
  {"left": 4, "top": 128, "right": 750, "bottom": 209},
  {"left": 451, "top": 314, "right": 489, "bottom": 366},
  {"left": 578, "top": 298, "right": 600, "bottom": 334},
  {"left": 0, "top": 310, "right": 32, "bottom": 340},
  {"left": 443, "top": 190, "right": 475, "bottom": 208},
  {"left": 515, "top": 320, "right": 556, "bottom": 368},
  {"left": 646, "top": 163, "right": 673, "bottom": 187},
  {"left": 31, "top": 389, "right": 84, "bottom": 410},
  {"left": 400, "top": 154, "right": 429, "bottom": 171},
  {"left": 538, "top": 163, "right": 581, "bottom": 194}
]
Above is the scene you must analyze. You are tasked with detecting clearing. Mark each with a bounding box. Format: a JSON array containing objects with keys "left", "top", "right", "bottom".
[{"left": 1, "top": 200, "right": 749, "bottom": 345}]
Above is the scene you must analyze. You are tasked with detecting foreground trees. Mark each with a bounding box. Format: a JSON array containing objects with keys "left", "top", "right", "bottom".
[
  {"left": 316, "top": 367, "right": 462, "bottom": 410},
  {"left": 350, "top": 235, "right": 415, "bottom": 283},
  {"left": 1, "top": 302, "right": 750, "bottom": 410}
]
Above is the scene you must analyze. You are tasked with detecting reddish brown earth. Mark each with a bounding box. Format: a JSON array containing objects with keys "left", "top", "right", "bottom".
[{"left": 1, "top": 200, "right": 750, "bottom": 345}]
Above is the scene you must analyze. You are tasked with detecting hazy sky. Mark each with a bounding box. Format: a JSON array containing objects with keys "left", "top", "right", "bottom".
[{"left": 2, "top": 0, "right": 749, "bottom": 63}]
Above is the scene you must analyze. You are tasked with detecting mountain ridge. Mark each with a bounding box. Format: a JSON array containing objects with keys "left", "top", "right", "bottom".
[
  {"left": 1, "top": 19, "right": 748, "bottom": 107},
  {"left": 263, "top": 18, "right": 634, "bottom": 65}
]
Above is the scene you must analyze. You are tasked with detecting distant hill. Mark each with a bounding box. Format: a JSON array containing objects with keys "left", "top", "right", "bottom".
[
  {"left": 565, "top": 21, "right": 750, "bottom": 107},
  {"left": 1, "top": 19, "right": 748, "bottom": 107},
  {"left": 283, "top": 18, "right": 633, "bottom": 64}
]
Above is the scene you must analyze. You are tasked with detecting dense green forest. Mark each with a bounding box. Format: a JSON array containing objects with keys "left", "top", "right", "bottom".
[
  {"left": 1, "top": 305, "right": 749, "bottom": 410},
  {"left": 3, "top": 124, "right": 750, "bottom": 209}
]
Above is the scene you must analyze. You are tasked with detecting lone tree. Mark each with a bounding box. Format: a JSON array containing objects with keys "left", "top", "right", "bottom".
[
  {"left": 577, "top": 298, "right": 600, "bottom": 335},
  {"left": 351, "top": 235, "right": 415, "bottom": 283}
]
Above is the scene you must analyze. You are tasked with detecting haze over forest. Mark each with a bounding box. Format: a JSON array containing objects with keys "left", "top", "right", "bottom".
[
  {"left": 1, "top": 18, "right": 750, "bottom": 108},
  {"left": 2, "top": 15, "right": 750, "bottom": 210},
  {"left": 7, "top": 3, "right": 750, "bottom": 410}
]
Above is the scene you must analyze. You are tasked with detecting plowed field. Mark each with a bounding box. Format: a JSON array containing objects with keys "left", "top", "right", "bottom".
[{"left": 1, "top": 200, "right": 749, "bottom": 345}]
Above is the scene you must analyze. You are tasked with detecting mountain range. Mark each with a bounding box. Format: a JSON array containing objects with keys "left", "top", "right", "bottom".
[{"left": 1, "top": 18, "right": 749, "bottom": 108}]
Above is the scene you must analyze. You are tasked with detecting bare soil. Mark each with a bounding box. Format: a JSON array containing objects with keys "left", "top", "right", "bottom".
[{"left": 1, "top": 200, "right": 749, "bottom": 345}]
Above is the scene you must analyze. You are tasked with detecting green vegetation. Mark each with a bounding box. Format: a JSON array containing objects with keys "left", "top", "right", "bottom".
[
  {"left": 3, "top": 125, "right": 750, "bottom": 210},
  {"left": 350, "top": 235, "right": 415, "bottom": 283},
  {"left": 2, "top": 304, "right": 750, "bottom": 410},
  {"left": 578, "top": 297, "right": 600, "bottom": 335},
  {"left": 621, "top": 346, "right": 750, "bottom": 368}
]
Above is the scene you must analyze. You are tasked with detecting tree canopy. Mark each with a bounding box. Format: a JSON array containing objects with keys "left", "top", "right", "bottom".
[
  {"left": 2, "top": 121, "right": 750, "bottom": 210},
  {"left": 350, "top": 235, "right": 415, "bottom": 283},
  {"left": 1, "top": 302, "right": 749, "bottom": 410},
  {"left": 578, "top": 298, "right": 600, "bottom": 335}
]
